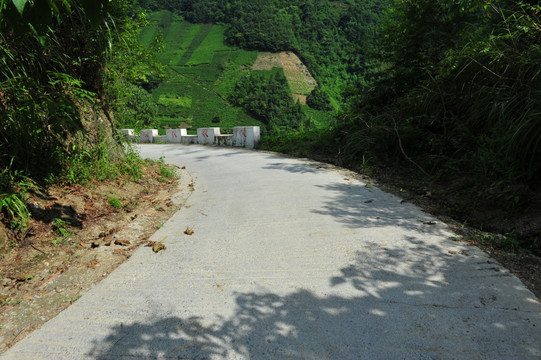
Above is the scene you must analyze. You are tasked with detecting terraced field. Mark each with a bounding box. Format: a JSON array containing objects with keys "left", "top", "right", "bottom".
[{"left": 139, "top": 10, "right": 332, "bottom": 132}]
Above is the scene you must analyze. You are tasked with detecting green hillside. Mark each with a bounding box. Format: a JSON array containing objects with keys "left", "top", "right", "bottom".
[
  {"left": 138, "top": 11, "right": 261, "bottom": 132},
  {"left": 139, "top": 10, "right": 332, "bottom": 134}
]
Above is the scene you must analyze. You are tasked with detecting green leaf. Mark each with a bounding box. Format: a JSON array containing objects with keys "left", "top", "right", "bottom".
[{"left": 11, "top": 0, "right": 27, "bottom": 15}]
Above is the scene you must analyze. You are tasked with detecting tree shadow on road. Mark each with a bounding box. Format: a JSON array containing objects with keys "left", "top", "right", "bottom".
[
  {"left": 88, "top": 238, "right": 541, "bottom": 360},
  {"left": 311, "top": 181, "right": 450, "bottom": 236}
]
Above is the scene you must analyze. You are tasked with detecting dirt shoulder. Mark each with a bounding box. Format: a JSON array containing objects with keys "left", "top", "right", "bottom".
[{"left": 0, "top": 162, "right": 193, "bottom": 352}]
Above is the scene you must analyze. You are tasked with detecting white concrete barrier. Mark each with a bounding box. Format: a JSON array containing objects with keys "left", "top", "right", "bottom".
[
  {"left": 166, "top": 129, "right": 187, "bottom": 144},
  {"left": 181, "top": 135, "right": 198, "bottom": 144},
  {"left": 215, "top": 135, "right": 233, "bottom": 146},
  {"left": 130, "top": 126, "right": 260, "bottom": 148},
  {"left": 197, "top": 127, "right": 221, "bottom": 145},
  {"left": 233, "top": 126, "right": 260, "bottom": 149},
  {"left": 119, "top": 129, "right": 134, "bottom": 136},
  {"left": 140, "top": 129, "right": 158, "bottom": 143}
]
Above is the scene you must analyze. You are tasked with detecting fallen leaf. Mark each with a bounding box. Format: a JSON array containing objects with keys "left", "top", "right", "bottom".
[
  {"left": 79, "top": 240, "right": 85, "bottom": 247},
  {"left": 448, "top": 250, "right": 457, "bottom": 255},
  {"left": 56, "top": 265, "right": 68, "bottom": 274},
  {"left": 115, "top": 239, "right": 131, "bottom": 246},
  {"left": 103, "top": 234, "right": 114, "bottom": 246},
  {"left": 185, "top": 226, "right": 194, "bottom": 235},
  {"left": 7, "top": 275, "right": 27, "bottom": 282},
  {"left": 152, "top": 242, "right": 166, "bottom": 253},
  {"left": 181, "top": 166, "right": 186, "bottom": 169},
  {"left": 100, "top": 227, "right": 120, "bottom": 238},
  {"left": 86, "top": 259, "right": 99, "bottom": 269},
  {"left": 145, "top": 241, "right": 155, "bottom": 247}
]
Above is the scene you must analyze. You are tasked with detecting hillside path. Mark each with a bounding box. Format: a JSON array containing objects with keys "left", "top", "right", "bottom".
[{"left": 2, "top": 145, "right": 541, "bottom": 359}]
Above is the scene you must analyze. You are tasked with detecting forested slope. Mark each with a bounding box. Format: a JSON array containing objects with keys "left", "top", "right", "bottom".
[
  {"left": 137, "top": 0, "right": 385, "bottom": 104},
  {"left": 0, "top": 0, "right": 162, "bottom": 237}
]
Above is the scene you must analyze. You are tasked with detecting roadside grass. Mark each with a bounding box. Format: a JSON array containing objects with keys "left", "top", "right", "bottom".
[{"left": 107, "top": 196, "right": 123, "bottom": 209}]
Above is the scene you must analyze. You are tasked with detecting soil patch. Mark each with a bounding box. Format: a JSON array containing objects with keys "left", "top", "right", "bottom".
[
  {"left": 252, "top": 51, "right": 317, "bottom": 98},
  {"left": 0, "top": 162, "right": 194, "bottom": 352}
]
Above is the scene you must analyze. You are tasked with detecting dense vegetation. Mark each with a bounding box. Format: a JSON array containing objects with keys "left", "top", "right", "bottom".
[
  {"left": 0, "top": 0, "right": 160, "bottom": 236},
  {"left": 229, "top": 71, "right": 307, "bottom": 133},
  {"left": 342, "top": 1, "right": 541, "bottom": 190}
]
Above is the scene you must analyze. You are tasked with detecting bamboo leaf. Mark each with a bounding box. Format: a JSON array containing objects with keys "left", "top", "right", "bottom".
[{"left": 11, "top": 0, "right": 27, "bottom": 15}]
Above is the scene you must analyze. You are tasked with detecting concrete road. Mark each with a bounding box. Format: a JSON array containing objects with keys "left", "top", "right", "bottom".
[{"left": 2, "top": 145, "right": 540, "bottom": 359}]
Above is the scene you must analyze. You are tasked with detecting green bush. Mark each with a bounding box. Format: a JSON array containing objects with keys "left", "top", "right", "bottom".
[{"left": 108, "top": 196, "right": 123, "bottom": 209}]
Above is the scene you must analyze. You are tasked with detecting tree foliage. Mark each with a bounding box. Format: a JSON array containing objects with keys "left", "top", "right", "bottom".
[
  {"left": 307, "top": 87, "right": 332, "bottom": 111},
  {"left": 0, "top": 0, "right": 160, "bottom": 185},
  {"left": 229, "top": 71, "right": 306, "bottom": 135},
  {"left": 1, "top": 0, "right": 112, "bottom": 183},
  {"left": 341, "top": 0, "right": 541, "bottom": 187}
]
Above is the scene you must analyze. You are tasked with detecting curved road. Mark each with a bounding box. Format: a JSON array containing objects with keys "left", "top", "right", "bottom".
[{"left": 2, "top": 145, "right": 540, "bottom": 359}]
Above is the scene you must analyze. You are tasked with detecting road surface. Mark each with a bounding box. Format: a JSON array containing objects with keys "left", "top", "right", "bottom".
[{"left": 2, "top": 145, "right": 540, "bottom": 359}]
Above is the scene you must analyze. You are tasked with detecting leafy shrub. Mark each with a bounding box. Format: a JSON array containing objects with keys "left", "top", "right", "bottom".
[
  {"left": 229, "top": 71, "right": 306, "bottom": 134},
  {"left": 108, "top": 197, "right": 123, "bottom": 209},
  {"left": 306, "top": 87, "right": 333, "bottom": 111},
  {"left": 158, "top": 157, "right": 177, "bottom": 179}
]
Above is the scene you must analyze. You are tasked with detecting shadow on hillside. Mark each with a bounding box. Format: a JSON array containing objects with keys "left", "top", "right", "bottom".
[{"left": 88, "top": 237, "right": 540, "bottom": 359}]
